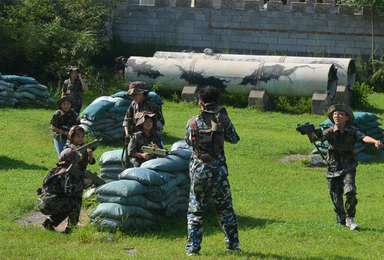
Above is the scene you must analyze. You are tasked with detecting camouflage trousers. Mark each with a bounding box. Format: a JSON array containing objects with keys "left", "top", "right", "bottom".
[
  {"left": 327, "top": 171, "right": 357, "bottom": 224},
  {"left": 38, "top": 193, "right": 82, "bottom": 227},
  {"left": 186, "top": 171, "right": 239, "bottom": 253}
]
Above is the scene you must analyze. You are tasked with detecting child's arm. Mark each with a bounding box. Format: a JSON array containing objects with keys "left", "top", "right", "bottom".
[{"left": 362, "top": 136, "right": 384, "bottom": 149}]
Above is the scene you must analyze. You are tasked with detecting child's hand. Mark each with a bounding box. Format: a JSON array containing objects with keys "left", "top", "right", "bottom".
[
  {"left": 142, "top": 152, "right": 151, "bottom": 160},
  {"left": 151, "top": 143, "right": 158, "bottom": 150},
  {"left": 375, "top": 140, "right": 383, "bottom": 149},
  {"left": 84, "top": 178, "right": 92, "bottom": 185},
  {"left": 87, "top": 148, "right": 93, "bottom": 156}
]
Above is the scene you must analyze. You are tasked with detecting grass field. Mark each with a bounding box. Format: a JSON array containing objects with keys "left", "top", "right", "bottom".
[{"left": 1, "top": 93, "right": 384, "bottom": 259}]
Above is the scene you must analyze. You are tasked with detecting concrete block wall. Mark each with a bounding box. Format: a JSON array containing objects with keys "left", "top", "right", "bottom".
[{"left": 113, "top": 2, "right": 384, "bottom": 57}]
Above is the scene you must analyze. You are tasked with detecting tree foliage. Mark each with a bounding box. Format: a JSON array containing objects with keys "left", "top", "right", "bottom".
[{"left": 0, "top": 0, "right": 116, "bottom": 82}]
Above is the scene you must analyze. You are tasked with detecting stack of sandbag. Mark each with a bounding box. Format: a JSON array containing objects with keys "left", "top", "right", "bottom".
[
  {"left": 98, "top": 149, "right": 126, "bottom": 183},
  {"left": 309, "top": 112, "right": 384, "bottom": 166},
  {"left": 0, "top": 73, "right": 54, "bottom": 108},
  {"left": 79, "top": 91, "right": 162, "bottom": 141},
  {"left": 90, "top": 140, "right": 193, "bottom": 232}
]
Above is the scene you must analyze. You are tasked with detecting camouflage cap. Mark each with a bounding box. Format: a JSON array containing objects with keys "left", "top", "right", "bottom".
[
  {"left": 327, "top": 104, "right": 354, "bottom": 125},
  {"left": 135, "top": 112, "right": 157, "bottom": 130},
  {"left": 67, "top": 66, "right": 81, "bottom": 75},
  {"left": 68, "top": 125, "right": 84, "bottom": 142},
  {"left": 56, "top": 95, "right": 77, "bottom": 109},
  {"left": 126, "top": 81, "right": 149, "bottom": 96},
  {"left": 59, "top": 148, "right": 81, "bottom": 167}
]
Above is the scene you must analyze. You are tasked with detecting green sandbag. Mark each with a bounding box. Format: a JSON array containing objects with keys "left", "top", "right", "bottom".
[
  {"left": 81, "top": 100, "right": 115, "bottom": 121},
  {"left": 98, "top": 150, "right": 124, "bottom": 165},
  {"left": 163, "top": 196, "right": 189, "bottom": 211},
  {"left": 308, "top": 154, "right": 327, "bottom": 167},
  {"left": 107, "top": 105, "right": 129, "bottom": 113},
  {"left": 16, "top": 83, "right": 48, "bottom": 91},
  {"left": 157, "top": 172, "right": 188, "bottom": 194},
  {"left": 90, "top": 202, "right": 154, "bottom": 220},
  {"left": 91, "top": 216, "right": 153, "bottom": 232},
  {"left": 96, "top": 194, "right": 161, "bottom": 210},
  {"left": 364, "top": 127, "right": 384, "bottom": 136},
  {"left": 100, "top": 171, "right": 120, "bottom": 180},
  {"left": 353, "top": 112, "right": 379, "bottom": 124},
  {"left": 169, "top": 149, "right": 193, "bottom": 160},
  {"left": 140, "top": 155, "right": 189, "bottom": 173},
  {"left": 165, "top": 203, "right": 189, "bottom": 217},
  {"left": 146, "top": 186, "right": 179, "bottom": 203},
  {"left": 0, "top": 80, "right": 14, "bottom": 89},
  {"left": 96, "top": 179, "right": 161, "bottom": 198},
  {"left": 101, "top": 164, "right": 126, "bottom": 174},
  {"left": 355, "top": 120, "right": 381, "bottom": 131},
  {"left": 160, "top": 188, "right": 189, "bottom": 208},
  {"left": 109, "top": 97, "right": 131, "bottom": 107},
  {"left": 16, "top": 86, "right": 50, "bottom": 97},
  {"left": 118, "top": 167, "right": 176, "bottom": 186}
]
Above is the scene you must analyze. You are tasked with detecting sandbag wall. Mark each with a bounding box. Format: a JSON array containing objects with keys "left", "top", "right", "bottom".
[
  {"left": 309, "top": 112, "right": 384, "bottom": 166},
  {"left": 79, "top": 91, "right": 162, "bottom": 141},
  {"left": 0, "top": 73, "right": 54, "bottom": 108},
  {"left": 90, "top": 141, "right": 192, "bottom": 231}
]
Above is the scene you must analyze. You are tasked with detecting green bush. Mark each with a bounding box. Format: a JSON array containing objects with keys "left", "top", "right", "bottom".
[{"left": 351, "top": 81, "right": 374, "bottom": 109}]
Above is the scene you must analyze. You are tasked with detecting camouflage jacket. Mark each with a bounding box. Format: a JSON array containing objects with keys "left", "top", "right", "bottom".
[
  {"left": 65, "top": 143, "right": 96, "bottom": 172},
  {"left": 50, "top": 109, "right": 80, "bottom": 140},
  {"left": 185, "top": 109, "right": 240, "bottom": 178},
  {"left": 62, "top": 78, "right": 83, "bottom": 99},
  {"left": 323, "top": 124, "right": 365, "bottom": 176},
  {"left": 123, "top": 96, "right": 165, "bottom": 133},
  {"left": 127, "top": 130, "right": 163, "bottom": 162},
  {"left": 40, "top": 166, "right": 86, "bottom": 196}
]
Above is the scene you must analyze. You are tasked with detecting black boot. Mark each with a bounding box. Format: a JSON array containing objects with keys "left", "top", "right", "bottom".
[{"left": 42, "top": 217, "right": 55, "bottom": 231}]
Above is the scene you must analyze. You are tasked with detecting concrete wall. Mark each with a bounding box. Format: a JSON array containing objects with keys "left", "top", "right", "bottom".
[{"left": 113, "top": 1, "right": 384, "bottom": 57}]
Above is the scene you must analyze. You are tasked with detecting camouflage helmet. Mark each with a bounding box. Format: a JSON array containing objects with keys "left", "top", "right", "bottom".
[
  {"left": 67, "top": 66, "right": 81, "bottom": 75},
  {"left": 126, "top": 81, "right": 149, "bottom": 96},
  {"left": 59, "top": 148, "right": 81, "bottom": 167},
  {"left": 56, "top": 95, "right": 76, "bottom": 109},
  {"left": 68, "top": 125, "right": 85, "bottom": 142},
  {"left": 327, "top": 104, "right": 354, "bottom": 125},
  {"left": 135, "top": 112, "right": 157, "bottom": 131}
]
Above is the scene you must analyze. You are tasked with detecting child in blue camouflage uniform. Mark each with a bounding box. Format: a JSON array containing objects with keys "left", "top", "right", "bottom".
[
  {"left": 312, "top": 104, "right": 383, "bottom": 230},
  {"left": 184, "top": 86, "right": 241, "bottom": 255}
]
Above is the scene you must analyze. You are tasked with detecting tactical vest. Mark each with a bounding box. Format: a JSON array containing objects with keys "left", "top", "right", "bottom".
[
  {"left": 56, "top": 109, "right": 78, "bottom": 129},
  {"left": 40, "top": 167, "right": 67, "bottom": 194},
  {"left": 134, "top": 131, "right": 161, "bottom": 147},
  {"left": 328, "top": 126, "right": 355, "bottom": 152},
  {"left": 190, "top": 107, "right": 229, "bottom": 163},
  {"left": 64, "top": 78, "right": 82, "bottom": 97}
]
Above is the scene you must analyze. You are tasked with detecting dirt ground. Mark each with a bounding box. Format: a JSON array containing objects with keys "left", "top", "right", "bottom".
[
  {"left": 17, "top": 210, "right": 89, "bottom": 233},
  {"left": 279, "top": 154, "right": 308, "bottom": 163}
]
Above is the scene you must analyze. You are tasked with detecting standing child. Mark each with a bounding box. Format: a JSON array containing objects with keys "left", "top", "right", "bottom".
[
  {"left": 37, "top": 148, "right": 92, "bottom": 234},
  {"left": 61, "top": 66, "right": 89, "bottom": 114},
  {"left": 311, "top": 104, "right": 383, "bottom": 230},
  {"left": 184, "top": 86, "right": 241, "bottom": 255},
  {"left": 50, "top": 96, "right": 80, "bottom": 157}
]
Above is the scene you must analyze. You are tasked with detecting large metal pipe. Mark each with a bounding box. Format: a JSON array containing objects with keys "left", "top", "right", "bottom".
[
  {"left": 126, "top": 56, "right": 338, "bottom": 98},
  {"left": 153, "top": 51, "right": 354, "bottom": 89}
]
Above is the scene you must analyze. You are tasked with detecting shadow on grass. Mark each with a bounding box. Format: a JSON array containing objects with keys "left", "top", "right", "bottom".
[
  {"left": 0, "top": 156, "right": 47, "bottom": 171},
  {"left": 216, "top": 251, "right": 360, "bottom": 260}
]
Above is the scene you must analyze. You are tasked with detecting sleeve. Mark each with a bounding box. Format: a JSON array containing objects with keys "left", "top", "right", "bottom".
[
  {"left": 61, "top": 173, "right": 85, "bottom": 195},
  {"left": 50, "top": 111, "right": 59, "bottom": 126},
  {"left": 122, "top": 105, "right": 133, "bottom": 127},
  {"left": 127, "top": 134, "right": 140, "bottom": 156},
  {"left": 185, "top": 119, "right": 192, "bottom": 146},
  {"left": 322, "top": 128, "right": 332, "bottom": 141},
  {"left": 224, "top": 119, "right": 240, "bottom": 144},
  {"left": 355, "top": 129, "right": 366, "bottom": 142},
  {"left": 156, "top": 132, "right": 163, "bottom": 149},
  {"left": 61, "top": 80, "right": 67, "bottom": 93}
]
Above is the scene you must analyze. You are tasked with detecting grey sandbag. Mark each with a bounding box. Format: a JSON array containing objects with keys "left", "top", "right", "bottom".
[
  {"left": 16, "top": 83, "right": 48, "bottom": 91},
  {"left": 91, "top": 216, "right": 153, "bottom": 231},
  {"left": 96, "top": 179, "right": 161, "bottom": 197},
  {"left": 81, "top": 100, "right": 115, "bottom": 121},
  {"left": 90, "top": 202, "right": 154, "bottom": 220},
  {"left": 107, "top": 105, "right": 129, "bottom": 113},
  {"left": 16, "top": 86, "right": 50, "bottom": 97},
  {"left": 145, "top": 186, "right": 179, "bottom": 203},
  {"left": 98, "top": 150, "right": 124, "bottom": 165},
  {"left": 2, "top": 75, "right": 38, "bottom": 84},
  {"left": 170, "top": 149, "right": 193, "bottom": 160},
  {"left": 163, "top": 196, "right": 189, "bottom": 211},
  {"left": 118, "top": 167, "right": 175, "bottom": 186},
  {"left": 308, "top": 154, "right": 327, "bottom": 167},
  {"left": 355, "top": 120, "right": 381, "bottom": 131},
  {"left": 140, "top": 155, "right": 189, "bottom": 173},
  {"left": 364, "top": 126, "right": 384, "bottom": 136},
  {"left": 165, "top": 203, "right": 189, "bottom": 217},
  {"left": 353, "top": 112, "right": 379, "bottom": 124},
  {"left": 100, "top": 171, "right": 120, "bottom": 180},
  {"left": 108, "top": 97, "right": 132, "bottom": 107},
  {"left": 171, "top": 140, "right": 191, "bottom": 150},
  {"left": 157, "top": 173, "right": 188, "bottom": 194},
  {"left": 101, "top": 164, "right": 126, "bottom": 173},
  {"left": 96, "top": 194, "right": 161, "bottom": 210},
  {"left": 160, "top": 188, "right": 189, "bottom": 208},
  {"left": 0, "top": 80, "right": 14, "bottom": 89}
]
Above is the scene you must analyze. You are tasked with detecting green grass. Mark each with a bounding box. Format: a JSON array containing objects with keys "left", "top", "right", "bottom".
[{"left": 1, "top": 93, "right": 384, "bottom": 259}]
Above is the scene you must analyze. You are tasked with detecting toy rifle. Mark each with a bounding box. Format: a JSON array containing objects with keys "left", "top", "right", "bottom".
[
  {"left": 67, "top": 164, "right": 105, "bottom": 187},
  {"left": 296, "top": 122, "right": 326, "bottom": 160},
  {"left": 141, "top": 146, "right": 168, "bottom": 158},
  {"left": 76, "top": 139, "right": 102, "bottom": 154}
]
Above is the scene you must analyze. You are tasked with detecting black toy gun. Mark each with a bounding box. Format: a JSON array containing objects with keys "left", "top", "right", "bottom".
[
  {"left": 296, "top": 122, "right": 326, "bottom": 160},
  {"left": 76, "top": 139, "right": 102, "bottom": 154},
  {"left": 141, "top": 146, "right": 169, "bottom": 158},
  {"left": 67, "top": 164, "right": 105, "bottom": 187}
]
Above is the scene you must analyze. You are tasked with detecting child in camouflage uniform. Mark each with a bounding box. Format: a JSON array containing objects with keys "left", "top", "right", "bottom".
[
  {"left": 37, "top": 148, "right": 92, "bottom": 234},
  {"left": 50, "top": 96, "right": 80, "bottom": 157},
  {"left": 61, "top": 66, "right": 89, "bottom": 114},
  {"left": 184, "top": 86, "right": 241, "bottom": 255},
  {"left": 312, "top": 104, "right": 383, "bottom": 230}
]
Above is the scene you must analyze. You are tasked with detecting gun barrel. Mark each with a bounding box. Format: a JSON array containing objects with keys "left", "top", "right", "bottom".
[
  {"left": 141, "top": 146, "right": 168, "bottom": 157},
  {"left": 67, "top": 164, "right": 105, "bottom": 187},
  {"left": 76, "top": 139, "right": 102, "bottom": 154}
]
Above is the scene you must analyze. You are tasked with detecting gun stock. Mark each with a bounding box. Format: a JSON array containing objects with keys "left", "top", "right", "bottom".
[
  {"left": 76, "top": 139, "right": 102, "bottom": 154},
  {"left": 141, "top": 146, "right": 168, "bottom": 157},
  {"left": 67, "top": 164, "right": 105, "bottom": 187}
]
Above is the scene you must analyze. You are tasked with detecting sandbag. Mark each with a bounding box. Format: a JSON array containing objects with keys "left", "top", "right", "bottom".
[
  {"left": 100, "top": 171, "right": 120, "bottom": 180},
  {"left": 96, "top": 194, "right": 161, "bottom": 210},
  {"left": 108, "top": 97, "right": 132, "bottom": 107},
  {"left": 364, "top": 127, "right": 384, "bottom": 136},
  {"left": 101, "top": 164, "right": 125, "bottom": 173},
  {"left": 91, "top": 96, "right": 110, "bottom": 104},
  {"left": 96, "top": 179, "right": 161, "bottom": 198},
  {"left": 98, "top": 150, "right": 124, "bottom": 165},
  {"left": 353, "top": 112, "right": 379, "bottom": 124},
  {"left": 170, "top": 149, "right": 193, "bottom": 160},
  {"left": 0, "top": 80, "right": 14, "bottom": 89},
  {"left": 81, "top": 100, "right": 115, "bottom": 121},
  {"left": 160, "top": 188, "right": 189, "bottom": 208},
  {"left": 146, "top": 186, "right": 179, "bottom": 203},
  {"left": 90, "top": 203, "right": 154, "bottom": 220},
  {"left": 171, "top": 140, "right": 191, "bottom": 151},
  {"left": 91, "top": 216, "right": 153, "bottom": 231},
  {"left": 157, "top": 173, "right": 188, "bottom": 194},
  {"left": 118, "top": 167, "right": 176, "bottom": 186},
  {"left": 140, "top": 155, "right": 189, "bottom": 173},
  {"left": 107, "top": 105, "right": 129, "bottom": 113},
  {"left": 165, "top": 203, "right": 189, "bottom": 217},
  {"left": 2, "top": 75, "right": 38, "bottom": 84},
  {"left": 16, "top": 83, "right": 48, "bottom": 91},
  {"left": 355, "top": 120, "right": 381, "bottom": 131},
  {"left": 16, "top": 86, "right": 50, "bottom": 97},
  {"left": 110, "top": 91, "right": 132, "bottom": 100}
]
